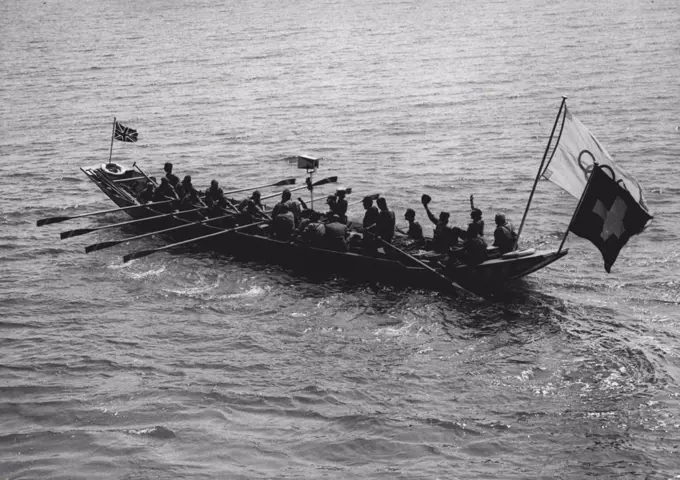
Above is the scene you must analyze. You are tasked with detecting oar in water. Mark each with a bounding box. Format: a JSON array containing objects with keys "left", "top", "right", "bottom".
[
  {"left": 363, "top": 227, "right": 478, "bottom": 297},
  {"left": 60, "top": 206, "right": 204, "bottom": 239},
  {"left": 85, "top": 213, "right": 234, "bottom": 253},
  {"left": 37, "top": 200, "right": 174, "bottom": 227},
  {"left": 123, "top": 219, "right": 269, "bottom": 263},
  {"left": 223, "top": 178, "right": 296, "bottom": 196},
  {"left": 260, "top": 176, "right": 338, "bottom": 201}
]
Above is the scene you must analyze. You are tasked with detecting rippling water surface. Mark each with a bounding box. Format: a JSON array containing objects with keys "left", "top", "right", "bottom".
[{"left": 2, "top": 0, "right": 680, "bottom": 478}]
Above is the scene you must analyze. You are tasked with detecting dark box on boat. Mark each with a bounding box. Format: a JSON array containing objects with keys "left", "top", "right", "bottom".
[{"left": 297, "top": 156, "right": 319, "bottom": 170}]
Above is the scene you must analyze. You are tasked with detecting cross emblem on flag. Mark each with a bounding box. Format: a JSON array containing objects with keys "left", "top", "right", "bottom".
[
  {"left": 569, "top": 165, "right": 652, "bottom": 272},
  {"left": 593, "top": 197, "right": 627, "bottom": 242}
]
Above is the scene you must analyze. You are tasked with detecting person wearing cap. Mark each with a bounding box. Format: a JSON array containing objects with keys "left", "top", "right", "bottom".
[
  {"left": 422, "top": 197, "right": 455, "bottom": 253},
  {"left": 329, "top": 187, "right": 348, "bottom": 224},
  {"left": 493, "top": 213, "right": 517, "bottom": 254},
  {"left": 164, "top": 162, "right": 180, "bottom": 187}
]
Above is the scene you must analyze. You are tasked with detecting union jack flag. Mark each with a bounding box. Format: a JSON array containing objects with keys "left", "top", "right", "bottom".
[{"left": 114, "top": 121, "right": 138, "bottom": 142}]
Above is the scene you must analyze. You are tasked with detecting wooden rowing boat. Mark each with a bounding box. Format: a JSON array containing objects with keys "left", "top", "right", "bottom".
[{"left": 67, "top": 163, "right": 568, "bottom": 295}]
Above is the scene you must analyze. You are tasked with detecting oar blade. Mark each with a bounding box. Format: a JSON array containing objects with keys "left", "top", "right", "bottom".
[
  {"left": 60, "top": 228, "right": 94, "bottom": 240},
  {"left": 274, "top": 178, "right": 296, "bottom": 187},
  {"left": 313, "top": 176, "right": 338, "bottom": 187},
  {"left": 85, "top": 240, "right": 122, "bottom": 254},
  {"left": 37, "top": 216, "right": 70, "bottom": 227}
]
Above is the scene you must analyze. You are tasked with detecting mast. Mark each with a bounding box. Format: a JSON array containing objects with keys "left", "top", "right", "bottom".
[{"left": 513, "top": 96, "right": 567, "bottom": 249}]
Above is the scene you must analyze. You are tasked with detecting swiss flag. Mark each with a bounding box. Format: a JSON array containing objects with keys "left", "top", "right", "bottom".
[{"left": 569, "top": 164, "right": 652, "bottom": 273}]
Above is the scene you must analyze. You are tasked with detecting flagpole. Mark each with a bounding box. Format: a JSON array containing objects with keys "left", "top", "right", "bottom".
[
  {"left": 108, "top": 117, "right": 116, "bottom": 163},
  {"left": 513, "top": 96, "right": 567, "bottom": 250},
  {"left": 557, "top": 162, "right": 597, "bottom": 253}
]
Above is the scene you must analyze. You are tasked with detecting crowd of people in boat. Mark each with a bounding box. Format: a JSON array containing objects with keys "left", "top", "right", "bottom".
[{"left": 131, "top": 162, "right": 518, "bottom": 267}]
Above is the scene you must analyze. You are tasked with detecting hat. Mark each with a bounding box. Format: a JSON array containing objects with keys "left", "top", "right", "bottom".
[
  {"left": 336, "top": 187, "right": 346, "bottom": 194},
  {"left": 495, "top": 213, "right": 506, "bottom": 225}
]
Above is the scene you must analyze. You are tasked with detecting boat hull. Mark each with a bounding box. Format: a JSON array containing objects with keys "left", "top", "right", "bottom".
[{"left": 81, "top": 166, "right": 568, "bottom": 295}]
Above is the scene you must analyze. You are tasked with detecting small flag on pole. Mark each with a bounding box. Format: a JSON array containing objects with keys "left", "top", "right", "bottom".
[
  {"left": 114, "top": 121, "right": 138, "bottom": 143},
  {"left": 569, "top": 164, "right": 652, "bottom": 273}
]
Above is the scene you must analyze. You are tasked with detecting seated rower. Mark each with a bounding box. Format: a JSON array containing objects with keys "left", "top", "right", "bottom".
[
  {"left": 137, "top": 181, "right": 155, "bottom": 204},
  {"left": 152, "top": 177, "right": 178, "bottom": 202},
  {"left": 180, "top": 189, "right": 207, "bottom": 210},
  {"left": 272, "top": 189, "right": 301, "bottom": 226},
  {"left": 297, "top": 211, "right": 326, "bottom": 247},
  {"left": 177, "top": 175, "right": 197, "bottom": 201},
  {"left": 493, "top": 213, "right": 518, "bottom": 254},
  {"left": 272, "top": 203, "right": 296, "bottom": 240},
  {"left": 324, "top": 214, "right": 349, "bottom": 252},
  {"left": 238, "top": 190, "right": 266, "bottom": 221}
]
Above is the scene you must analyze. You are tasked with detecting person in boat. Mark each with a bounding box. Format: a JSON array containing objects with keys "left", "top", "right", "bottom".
[
  {"left": 493, "top": 213, "right": 518, "bottom": 254},
  {"left": 361, "top": 195, "right": 380, "bottom": 254},
  {"left": 271, "top": 202, "right": 296, "bottom": 240},
  {"left": 176, "top": 175, "right": 197, "bottom": 201},
  {"left": 330, "top": 187, "right": 349, "bottom": 224},
  {"left": 272, "top": 188, "right": 301, "bottom": 226},
  {"left": 164, "top": 162, "right": 180, "bottom": 187},
  {"left": 137, "top": 181, "right": 155, "bottom": 204},
  {"left": 396, "top": 208, "right": 424, "bottom": 242},
  {"left": 324, "top": 214, "right": 349, "bottom": 252},
  {"left": 180, "top": 188, "right": 206, "bottom": 210},
  {"left": 422, "top": 198, "right": 455, "bottom": 253},
  {"left": 204, "top": 179, "right": 228, "bottom": 214},
  {"left": 152, "top": 176, "right": 179, "bottom": 202},
  {"left": 297, "top": 210, "right": 326, "bottom": 247},
  {"left": 238, "top": 190, "right": 266, "bottom": 221},
  {"left": 376, "top": 197, "right": 396, "bottom": 243},
  {"left": 448, "top": 222, "right": 488, "bottom": 267}
]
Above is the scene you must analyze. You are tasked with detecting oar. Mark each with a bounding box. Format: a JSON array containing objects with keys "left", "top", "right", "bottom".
[
  {"left": 363, "top": 227, "right": 478, "bottom": 297},
  {"left": 123, "top": 219, "right": 269, "bottom": 263},
  {"left": 37, "top": 200, "right": 174, "bottom": 227},
  {"left": 60, "top": 207, "right": 204, "bottom": 239},
  {"left": 133, "top": 162, "right": 158, "bottom": 186},
  {"left": 85, "top": 213, "right": 234, "bottom": 253},
  {"left": 223, "top": 178, "right": 296, "bottom": 196},
  {"left": 260, "top": 176, "right": 338, "bottom": 201}
]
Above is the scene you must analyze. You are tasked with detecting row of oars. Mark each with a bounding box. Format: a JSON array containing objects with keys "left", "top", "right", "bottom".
[
  {"left": 37, "top": 174, "right": 477, "bottom": 296},
  {"left": 36, "top": 174, "right": 362, "bottom": 262}
]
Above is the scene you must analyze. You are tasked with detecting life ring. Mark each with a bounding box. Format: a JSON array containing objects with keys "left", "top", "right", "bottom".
[
  {"left": 101, "top": 162, "right": 126, "bottom": 176},
  {"left": 501, "top": 248, "right": 536, "bottom": 259}
]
